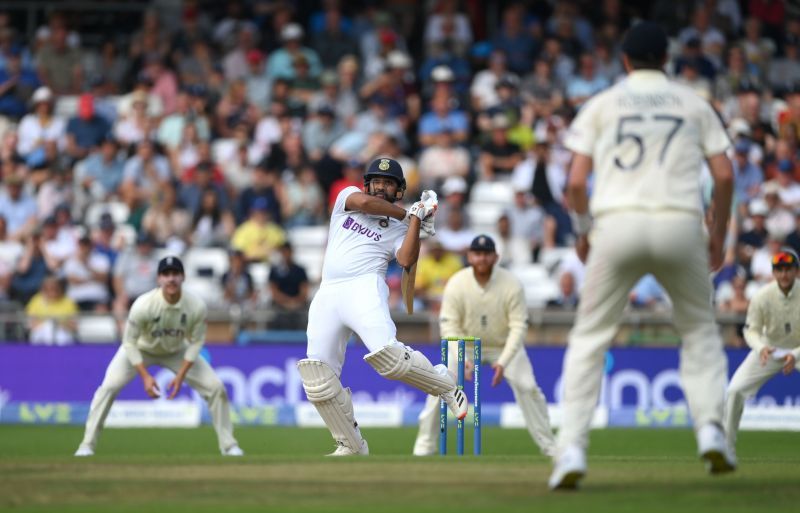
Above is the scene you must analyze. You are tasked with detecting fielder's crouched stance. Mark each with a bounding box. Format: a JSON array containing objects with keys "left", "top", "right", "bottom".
[
  {"left": 75, "top": 256, "right": 242, "bottom": 457},
  {"left": 297, "top": 158, "right": 467, "bottom": 456}
]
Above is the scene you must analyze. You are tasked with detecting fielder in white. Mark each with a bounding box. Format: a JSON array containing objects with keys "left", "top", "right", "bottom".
[
  {"left": 549, "top": 21, "right": 736, "bottom": 489},
  {"left": 75, "top": 256, "right": 242, "bottom": 457},
  {"left": 297, "top": 157, "right": 468, "bottom": 456},
  {"left": 724, "top": 248, "right": 800, "bottom": 456},
  {"left": 413, "top": 234, "right": 555, "bottom": 456}
]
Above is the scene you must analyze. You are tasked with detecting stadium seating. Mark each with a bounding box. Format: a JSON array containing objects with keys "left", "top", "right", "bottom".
[
  {"left": 76, "top": 315, "right": 119, "bottom": 344},
  {"left": 183, "top": 247, "right": 230, "bottom": 278},
  {"left": 84, "top": 201, "right": 130, "bottom": 227}
]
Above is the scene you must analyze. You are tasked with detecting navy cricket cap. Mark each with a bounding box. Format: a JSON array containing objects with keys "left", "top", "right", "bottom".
[
  {"left": 158, "top": 255, "right": 185, "bottom": 275},
  {"left": 622, "top": 21, "right": 668, "bottom": 62},
  {"left": 469, "top": 234, "right": 496, "bottom": 252},
  {"left": 363, "top": 157, "right": 406, "bottom": 191}
]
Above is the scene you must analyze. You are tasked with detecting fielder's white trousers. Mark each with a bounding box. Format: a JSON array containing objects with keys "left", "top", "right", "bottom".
[
  {"left": 724, "top": 350, "right": 800, "bottom": 450},
  {"left": 80, "top": 347, "right": 238, "bottom": 452},
  {"left": 556, "top": 211, "right": 728, "bottom": 452},
  {"left": 413, "top": 344, "right": 555, "bottom": 456},
  {"left": 307, "top": 274, "right": 400, "bottom": 375}
]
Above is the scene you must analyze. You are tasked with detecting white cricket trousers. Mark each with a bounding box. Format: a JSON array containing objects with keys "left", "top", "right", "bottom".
[
  {"left": 556, "top": 211, "right": 728, "bottom": 452},
  {"left": 414, "top": 344, "right": 555, "bottom": 456},
  {"left": 307, "top": 274, "right": 400, "bottom": 375},
  {"left": 80, "top": 347, "right": 238, "bottom": 452},
  {"left": 724, "top": 350, "right": 799, "bottom": 450}
]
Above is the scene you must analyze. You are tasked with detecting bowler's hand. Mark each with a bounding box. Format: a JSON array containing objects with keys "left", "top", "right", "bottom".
[
  {"left": 167, "top": 375, "right": 185, "bottom": 399},
  {"left": 759, "top": 346, "right": 775, "bottom": 366},
  {"left": 576, "top": 234, "right": 590, "bottom": 263},
  {"left": 464, "top": 359, "right": 474, "bottom": 382},
  {"left": 708, "top": 236, "right": 724, "bottom": 272},
  {"left": 491, "top": 364, "right": 504, "bottom": 387},
  {"left": 142, "top": 374, "right": 161, "bottom": 398},
  {"left": 782, "top": 353, "right": 796, "bottom": 375}
]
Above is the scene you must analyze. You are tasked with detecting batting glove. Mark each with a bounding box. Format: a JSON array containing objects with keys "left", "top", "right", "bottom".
[{"left": 420, "top": 216, "right": 436, "bottom": 238}]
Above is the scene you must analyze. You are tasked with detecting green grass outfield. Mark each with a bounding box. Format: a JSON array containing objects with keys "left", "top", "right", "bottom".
[{"left": 0, "top": 426, "right": 797, "bottom": 513}]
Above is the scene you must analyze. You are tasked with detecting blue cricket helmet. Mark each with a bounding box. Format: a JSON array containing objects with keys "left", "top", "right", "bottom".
[{"left": 363, "top": 157, "right": 407, "bottom": 193}]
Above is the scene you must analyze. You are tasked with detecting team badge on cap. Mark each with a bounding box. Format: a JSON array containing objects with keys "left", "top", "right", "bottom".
[{"left": 378, "top": 159, "right": 390, "bottom": 171}]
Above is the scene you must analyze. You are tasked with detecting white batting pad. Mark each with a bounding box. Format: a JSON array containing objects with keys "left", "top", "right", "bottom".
[
  {"left": 363, "top": 343, "right": 455, "bottom": 396},
  {"left": 296, "top": 359, "right": 365, "bottom": 452}
]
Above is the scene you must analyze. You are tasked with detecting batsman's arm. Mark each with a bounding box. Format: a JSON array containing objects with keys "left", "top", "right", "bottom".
[
  {"left": 344, "top": 191, "right": 407, "bottom": 220},
  {"left": 742, "top": 296, "right": 768, "bottom": 354},
  {"left": 497, "top": 281, "right": 528, "bottom": 368}
]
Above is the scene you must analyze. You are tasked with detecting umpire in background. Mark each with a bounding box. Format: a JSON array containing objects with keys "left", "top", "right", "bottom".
[{"left": 413, "top": 235, "right": 555, "bottom": 456}]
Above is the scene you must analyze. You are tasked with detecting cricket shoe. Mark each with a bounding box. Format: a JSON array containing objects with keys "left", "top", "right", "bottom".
[
  {"left": 548, "top": 444, "right": 587, "bottom": 490},
  {"left": 697, "top": 424, "right": 736, "bottom": 475},
  {"left": 441, "top": 388, "right": 468, "bottom": 420},
  {"left": 222, "top": 444, "right": 245, "bottom": 457},
  {"left": 327, "top": 439, "right": 369, "bottom": 456},
  {"left": 74, "top": 445, "right": 94, "bottom": 457}
]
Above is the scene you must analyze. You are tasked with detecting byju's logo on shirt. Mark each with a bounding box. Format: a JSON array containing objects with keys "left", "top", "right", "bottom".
[{"left": 342, "top": 216, "right": 382, "bottom": 241}]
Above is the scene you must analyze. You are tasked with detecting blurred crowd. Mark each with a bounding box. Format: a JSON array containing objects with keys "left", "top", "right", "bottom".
[{"left": 0, "top": 0, "right": 799, "bottom": 346}]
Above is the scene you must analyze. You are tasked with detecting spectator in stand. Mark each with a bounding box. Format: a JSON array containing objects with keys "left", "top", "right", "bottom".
[
  {"left": 114, "top": 91, "right": 153, "bottom": 147},
  {"left": 629, "top": 274, "right": 670, "bottom": 311},
  {"left": 35, "top": 18, "right": 82, "bottom": 95},
  {"left": 739, "top": 199, "right": 770, "bottom": 253},
  {"left": 566, "top": 54, "right": 610, "bottom": 110},
  {"left": 751, "top": 233, "right": 784, "bottom": 283},
  {"left": 244, "top": 49, "right": 270, "bottom": 111},
  {"left": 91, "top": 213, "right": 125, "bottom": 268},
  {"left": 415, "top": 239, "right": 462, "bottom": 313},
  {"left": 785, "top": 211, "right": 800, "bottom": 255},
  {"left": 311, "top": 7, "right": 359, "bottom": 70},
  {"left": 479, "top": 114, "right": 523, "bottom": 181},
  {"left": 738, "top": 17, "right": 776, "bottom": 78},
  {"left": 221, "top": 249, "right": 256, "bottom": 306},
  {"left": 438, "top": 206, "right": 475, "bottom": 255},
  {"left": 308, "top": 69, "right": 359, "bottom": 128},
  {"left": 142, "top": 54, "right": 179, "bottom": 116},
  {"left": 505, "top": 185, "right": 550, "bottom": 263},
  {"left": 0, "top": 174, "right": 37, "bottom": 241},
  {"left": 120, "top": 139, "right": 172, "bottom": 211},
  {"left": 16, "top": 86, "right": 64, "bottom": 167},
  {"left": 112, "top": 232, "right": 157, "bottom": 315},
  {"left": 10, "top": 230, "right": 59, "bottom": 304},
  {"left": 236, "top": 162, "right": 283, "bottom": 224},
  {"left": 0, "top": 48, "right": 40, "bottom": 119},
  {"left": 190, "top": 187, "right": 236, "bottom": 248},
  {"left": 716, "top": 268, "right": 751, "bottom": 347},
  {"left": 417, "top": 128, "right": 470, "bottom": 190},
  {"left": 267, "top": 241, "right": 309, "bottom": 330},
  {"left": 231, "top": 197, "right": 286, "bottom": 264},
  {"left": 65, "top": 94, "right": 112, "bottom": 163},
  {"left": 521, "top": 59, "right": 564, "bottom": 113},
  {"left": 156, "top": 88, "right": 211, "bottom": 152},
  {"left": 214, "top": 78, "right": 259, "bottom": 138},
  {"left": 762, "top": 183, "right": 796, "bottom": 239},
  {"left": 768, "top": 37, "right": 800, "bottom": 90},
  {"left": 223, "top": 25, "right": 258, "bottom": 83},
  {"left": 471, "top": 50, "right": 510, "bottom": 112},
  {"left": 732, "top": 138, "right": 764, "bottom": 216},
  {"left": 282, "top": 164, "right": 325, "bottom": 228},
  {"left": 771, "top": 160, "right": 800, "bottom": 210},
  {"left": 179, "top": 159, "right": 229, "bottom": 218},
  {"left": 26, "top": 274, "right": 77, "bottom": 345},
  {"left": 74, "top": 136, "right": 125, "bottom": 208},
  {"left": 328, "top": 159, "right": 364, "bottom": 212},
  {"left": 492, "top": 3, "right": 539, "bottom": 76},
  {"left": 141, "top": 182, "right": 191, "bottom": 251},
  {"left": 267, "top": 23, "right": 322, "bottom": 80},
  {"left": 418, "top": 86, "right": 469, "bottom": 148},
  {"left": 674, "top": 37, "right": 717, "bottom": 82},
  {"left": 39, "top": 215, "right": 73, "bottom": 269},
  {"left": 63, "top": 236, "right": 111, "bottom": 312},
  {"left": 547, "top": 270, "right": 580, "bottom": 310},
  {"left": 302, "top": 104, "right": 345, "bottom": 162}
]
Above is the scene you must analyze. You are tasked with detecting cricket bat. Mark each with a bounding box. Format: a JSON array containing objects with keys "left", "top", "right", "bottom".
[{"left": 401, "top": 263, "right": 417, "bottom": 314}]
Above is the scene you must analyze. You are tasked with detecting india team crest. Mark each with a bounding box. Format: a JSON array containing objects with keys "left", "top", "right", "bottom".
[{"left": 378, "top": 159, "right": 390, "bottom": 171}]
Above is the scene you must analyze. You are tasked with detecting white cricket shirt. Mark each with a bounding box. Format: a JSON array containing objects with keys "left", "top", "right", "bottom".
[
  {"left": 564, "top": 70, "right": 731, "bottom": 217},
  {"left": 122, "top": 287, "right": 208, "bottom": 366},
  {"left": 321, "top": 186, "right": 408, "bottom": 282},
  {"left": 743, "top": 279, "right": 800, "bottom": 361}
]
